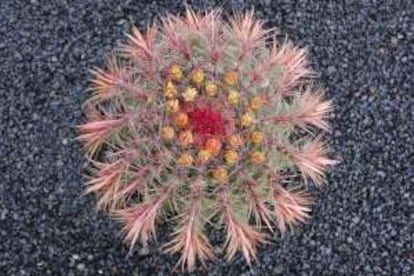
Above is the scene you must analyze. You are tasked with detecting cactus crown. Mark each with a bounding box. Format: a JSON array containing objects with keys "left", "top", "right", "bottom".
[{"left": 78, "top": 8, "right": 336, "bottom": 271}]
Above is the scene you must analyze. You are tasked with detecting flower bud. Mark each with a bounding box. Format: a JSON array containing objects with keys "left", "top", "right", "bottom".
[
  {"left": 161, "top": 126, "right": 175, "bottom": 141},
  {"left": 250, "top": 131, "right": 264, "bottom": 145},
  {"left": 212, "top": 166, "right": 228, "bottom": 183},
  {"left": 241, "top": 112, "right": 254, "bottom": 127},
  {"left": 166, "top": 99, "right": 179, "bottom": 113},
  {"left": 205, "top": 138, "right": 222, "bottom": 156},
  {"left": 164, "top": 80, "right": 177, "bottom": 99},
  {"left": 224, "top": 70, "right": 238, "bottom": 86},
  {"left": 191, "top": 69, "right": 204, "bottom": 86},
  {"left": 227, "top": 89, "right": 239, "bottom": 106},
  {"left": 175, "top": 112, "right": 189, "bottom": 128},
  {"left": 183, "top": 87, "right": 198, "bottom": 102},
  {"left": 179, "top": 130, "right": 193, "bottom": 147},
  {"left": 205, "top": 81, "right": 218, "bottom": 97},
  {"left": 227, "top": 134, "right": 243, "bottom": 149},
  {"left": 249, "top": 95, "right": 264, "bottom": 111},
  {"left": 249, "top": 151, "right": 265, "bottom": 164},
  {"left": 169, "top": 65, "right": 183, "bottom": 82},
  {"left": 177, "top": 153, "right": 194, "bottom": 167},
  {"left": 197, "top": 149, "right": 212, "bottom": 165},
  {"left": 224, "top": 150, "right": 238, "bottom": 165}
]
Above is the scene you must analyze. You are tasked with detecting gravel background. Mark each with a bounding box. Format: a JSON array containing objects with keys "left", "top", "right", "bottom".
[{"left": 1, "top": 0, "right": 413, "bottom": 275}]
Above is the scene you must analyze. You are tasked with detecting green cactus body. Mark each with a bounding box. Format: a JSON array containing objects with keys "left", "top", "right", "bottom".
[{"left": 78, "top": 8, "right": 336, "bottom": 271}]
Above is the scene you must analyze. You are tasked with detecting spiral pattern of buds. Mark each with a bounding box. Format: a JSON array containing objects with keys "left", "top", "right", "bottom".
[{"left": 78, "top": 8, "right": 337, "bottom": 271}]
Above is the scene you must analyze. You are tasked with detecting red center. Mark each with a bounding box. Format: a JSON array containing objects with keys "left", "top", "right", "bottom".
[{"left": 190, "top": 107, "right": 226, "bottom": 138}]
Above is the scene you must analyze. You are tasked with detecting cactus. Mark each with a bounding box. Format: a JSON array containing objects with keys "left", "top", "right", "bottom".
[{"left": 78, "top": 8, "right": 336, "bottom": 271}]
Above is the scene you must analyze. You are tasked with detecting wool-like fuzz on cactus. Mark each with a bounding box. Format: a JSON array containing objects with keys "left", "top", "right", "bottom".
[{"left": 78, "top": 8, "right": 336, "bottom": 271}]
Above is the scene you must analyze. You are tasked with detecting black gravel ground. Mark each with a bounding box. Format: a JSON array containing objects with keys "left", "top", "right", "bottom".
[{"left": 1, "top": 0, "right": 413, "bottom": 275}]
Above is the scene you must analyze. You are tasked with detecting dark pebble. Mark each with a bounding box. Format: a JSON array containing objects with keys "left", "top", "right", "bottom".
[{"left": 1, "top": 0, "right": 413, "bottom": 275}]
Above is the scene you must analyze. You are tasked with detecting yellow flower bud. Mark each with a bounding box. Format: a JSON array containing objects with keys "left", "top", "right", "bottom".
[
  {"left": 249, "top": 95, "right": 265, "bottom": 111},
  {"left": 161, "top": 126, "right": 175, "bottom": 141},
  {"left": 227, "top": 89, "right": 239, "bottom": 106},
  {"left": 249, "top": 151, "right": 265, "bottom": 165},
  {"left": 164, "top": 80, "right": 177, "bottom": 99},
  {"left": 177, "top": 153, "right": 194, "bottom": 167},
  {"left": 224, "top": 70, "right": 238, "bottom": 86},
  {"left": 205, "top": 138, "right": 222, "bottom": 156},
  {"left": 175, "top": 112, "right": 189, "bottom": 128},
  {"left": 183, "top": 87, "right": 198, "bottom": 102},
  {"left": 191, "top": 69, "right": 204, "bottom": 86},
  {"left": 178, "top": 130, "right": 193, "bottom": 148},
  {"left": 250, "top": 131, "right": 264, "bottom": 145},
  {"left": 205, "top": 81, "right": 218, "bottom": 97},
  {"left": 170, "top": 65, "right": 183, "bottom": 82},
  {"left": 166, "top": 99, "right": 179, "bottom": 113},
  {"left": 224, "top": 150, "right": 238, "bottom": 165},
  {"left": 241, "top": 112, "right": 254, "bottom": 127},
  {"left": 227, "top": 134, "right": 243, "bottom": 149},
  {"left": 197, "top": 149, "right": 212, "bottom": 165},
  {"left": 212, "top": 166, "right": 228, "bottom": 183}
]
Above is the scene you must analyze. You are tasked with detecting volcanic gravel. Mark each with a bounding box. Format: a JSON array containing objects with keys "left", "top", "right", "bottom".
[{"left": 1, "top": 0, "right": 413, "bottom": 275}]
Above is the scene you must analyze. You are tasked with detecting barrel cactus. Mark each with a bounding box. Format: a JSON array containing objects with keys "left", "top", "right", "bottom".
[{"left": 78, "top": 8, "right": 336, "bottom": 271}]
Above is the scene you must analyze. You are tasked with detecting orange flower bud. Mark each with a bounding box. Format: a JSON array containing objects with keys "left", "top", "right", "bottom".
[
  {"left": 227, "top": 134, "right": 243, "bottom": 149},
  {"left": 249, "top": 151, "right": 265, "bottom": 164},
  {"left": 179, "top": 130, "right": 193, "bottom": 148},
  {"left": 177, "top": 153, "right": 194, "bottom": 167},
  {"left": 212, "top": 166, "right": 228, "bottom": 183},
  {"left": 224, "top": 150, "right": 238, "bottom": 165},
  {"left": 250, "top": 131, "right": 264, "bottom": 145},
  {"left": 205, "top": 138, "right": 222, "bottom": 156},
  {"left": 175, "top": 112, "right": 189, "bottom": 128},
  {"left": 197, "top": 149, "right": 212, "bottom": 165},
  {"left": 161, "top": 126, "right": 175, "bottom": 141},
  {"left": 224, "top": 70, "right": 238, "bottom": 86}
]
